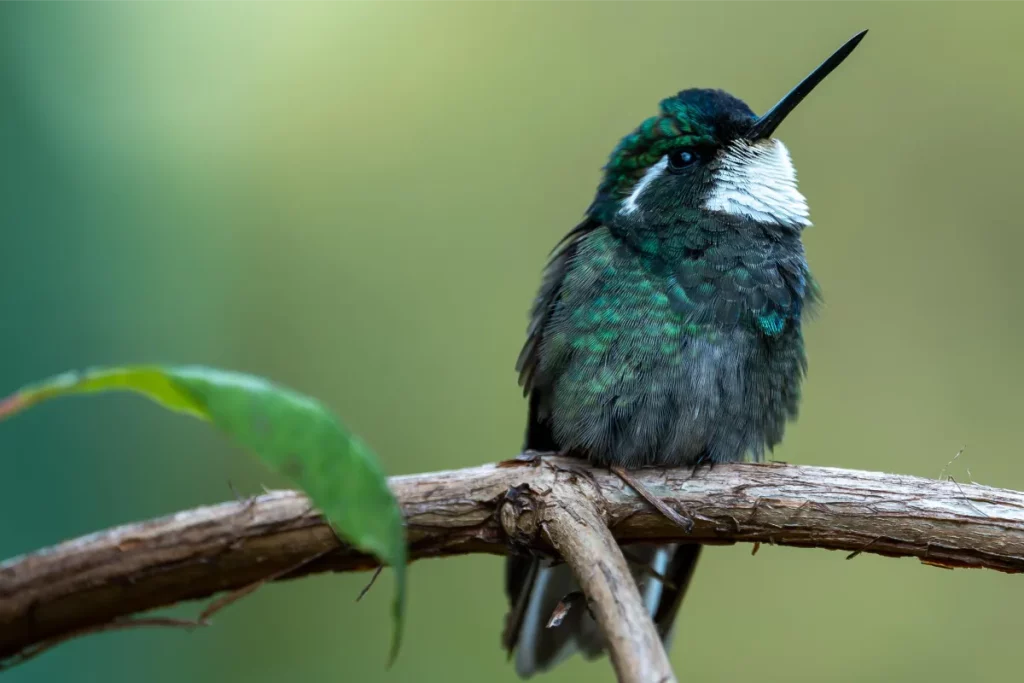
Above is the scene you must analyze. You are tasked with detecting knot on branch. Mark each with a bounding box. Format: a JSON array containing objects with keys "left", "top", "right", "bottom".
[
  {"left": 497, "top": 470, "right": 610, "bottom": 553},
  {"left": 498, "top": 484, "right": 545, "bottom": 547}
]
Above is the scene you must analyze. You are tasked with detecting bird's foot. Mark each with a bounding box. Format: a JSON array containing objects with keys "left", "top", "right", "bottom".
[
  {"left": 689, "top": 452, "right": 715, "bottom": 478},
  {"left": 497, "top": 449, "right": 563, "bottom": 468},
  {"left": 611, "top": 465, "right": 694, "bottom": 533}
]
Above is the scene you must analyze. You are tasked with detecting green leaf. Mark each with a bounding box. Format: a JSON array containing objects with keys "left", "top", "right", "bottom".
[{"left": 0, "top": 365, "right": 406, "bottom": 663}]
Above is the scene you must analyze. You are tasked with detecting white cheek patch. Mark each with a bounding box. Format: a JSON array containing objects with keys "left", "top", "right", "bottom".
[
  {"left": 618, "top": 155, "right": 668, "bottom": 216},
  {"left": 704, "top": 139, "right": 810, "bottom": 228}
]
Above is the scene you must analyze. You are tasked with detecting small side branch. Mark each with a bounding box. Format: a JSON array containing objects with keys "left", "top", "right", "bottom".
[
  {"left": 502, "top": 478, "right": 676, "bottom": 683},
  {"left": 3, "top": 459, "right": 1024, "bottom": 666}
]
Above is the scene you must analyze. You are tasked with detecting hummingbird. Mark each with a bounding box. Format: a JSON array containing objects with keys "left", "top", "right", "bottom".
[{"left": 503, "top": 31, "right": 867, "bottom": 677}]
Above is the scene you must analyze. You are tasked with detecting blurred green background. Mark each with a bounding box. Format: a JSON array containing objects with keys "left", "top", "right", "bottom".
[{"left": 3, "top": 2, "right": 1023, "bottom": 682}]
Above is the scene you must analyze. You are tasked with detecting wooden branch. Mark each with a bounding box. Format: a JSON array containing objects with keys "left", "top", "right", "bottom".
[
  {"left": 3, "top": 458, "right": 1024, "bottom": 670},
  {"left": 506, "top": 477, "right": 677, "bottom": 683}
]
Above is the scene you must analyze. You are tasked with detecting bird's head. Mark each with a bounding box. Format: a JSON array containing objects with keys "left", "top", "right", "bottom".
[{"left": 590, "top": 31, "right": 867, "bottom": 233}]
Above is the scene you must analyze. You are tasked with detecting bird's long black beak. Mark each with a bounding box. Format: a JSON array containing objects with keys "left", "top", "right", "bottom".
[{"left": 745, "top": 30, "right": 868, "bottom": 141}]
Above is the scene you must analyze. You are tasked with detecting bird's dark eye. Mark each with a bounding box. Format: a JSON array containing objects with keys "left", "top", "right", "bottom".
[{"left": 667, "top": 148, "right": 699, "bottom": 173}]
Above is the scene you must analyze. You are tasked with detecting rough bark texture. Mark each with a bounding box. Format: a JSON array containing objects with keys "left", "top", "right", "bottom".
[
  {"left": 500, "top": 476, "right": 677, "bottom": 683},
  {"left": 3, "top": 458, "right": 1024, "bottom": 667}
]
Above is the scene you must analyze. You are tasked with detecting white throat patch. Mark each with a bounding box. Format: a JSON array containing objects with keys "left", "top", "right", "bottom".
[{"left": 704, "top": 139, "right": 810, "bottom": 228}]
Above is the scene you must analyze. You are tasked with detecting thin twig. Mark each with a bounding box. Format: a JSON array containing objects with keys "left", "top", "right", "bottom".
[
  {"left": 1, "top": 548, "right": 334, "bottom": 670},
  {"left": 845, "top": 535, "right": 883, "bottom": 560},
  {"left": 197, "top": 548, "right": 333, "bottom": 623},
  {"left": 0, "top": 617, "right": 205, "bottom": 672},
  {"left": 939, "top": 446, "right": 967, "bottom": 481},
  {"left": 546, "top": 591, "right": 585, "bottom": 629},
  {"left": 356, "top": 566, "right": 384, "bottom": 602},
  {"left": 946, "top": 476, "right": 990, "bottom": 519},
  {"left": 611, "top": 465, "right": 694, "bottom": 532}
]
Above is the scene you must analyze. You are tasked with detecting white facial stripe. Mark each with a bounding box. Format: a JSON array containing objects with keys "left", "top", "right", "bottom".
[
  {"left": 618, "top": 155, "right": 669, "bottom": 216},
  {"left": 704, "top": 139, "right": 810, "bottom": 228}
]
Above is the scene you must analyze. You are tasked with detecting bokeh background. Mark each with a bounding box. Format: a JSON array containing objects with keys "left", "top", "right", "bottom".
[{"left": 3, "top": 3, "right": 1023, "bottom": 682}]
